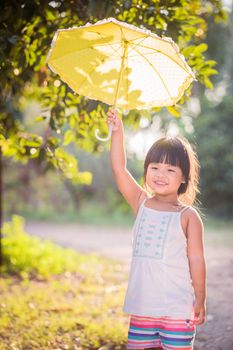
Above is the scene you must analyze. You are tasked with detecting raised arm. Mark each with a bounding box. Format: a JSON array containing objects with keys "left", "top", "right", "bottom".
[
  {"left": 107, "top": 109, "right": 147, "bottom": 215},
  {"left": 186, "top": 208, "right": 207, "bottom": 325}
]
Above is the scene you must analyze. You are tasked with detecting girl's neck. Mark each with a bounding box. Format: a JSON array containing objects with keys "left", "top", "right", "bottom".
[
  {"left": 151, "top": 194, "right": 182, "bottom": 209},
  {"left": 153, "top": 194, "right": 179, "bottom": 204}
]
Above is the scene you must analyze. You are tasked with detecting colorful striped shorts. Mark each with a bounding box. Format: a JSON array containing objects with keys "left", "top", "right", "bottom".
[{"left": 127, "top": 315, "right": 196, "bottom": 349}]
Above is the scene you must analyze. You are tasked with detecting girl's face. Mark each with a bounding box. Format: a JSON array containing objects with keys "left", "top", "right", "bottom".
[{"left": 145, "top": 162, "right": 184, "bottom": 196}]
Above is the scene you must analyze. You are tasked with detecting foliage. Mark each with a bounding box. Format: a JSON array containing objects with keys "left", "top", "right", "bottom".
[
  {"left": 1, "top": 215, "right": 100, "bottom": 279},
  {"left": 0, "top": 0, "right": 227, "bottom": 177},
  {"left": 205, "top": 7, "right": 233, "bottom": 88},
  {"left": 189, "top": 95, "right": 233, "bottom": 218},
  {"left": 3, "top": 148, "right": 142, "bottom": 223},
  {"left": 185, "top": 9, "right": 233, "bottom": 218}
]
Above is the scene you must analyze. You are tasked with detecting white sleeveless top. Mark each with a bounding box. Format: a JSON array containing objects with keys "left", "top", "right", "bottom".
[{"left": 123, "top": 197, "right": 195, "bottom": 319}]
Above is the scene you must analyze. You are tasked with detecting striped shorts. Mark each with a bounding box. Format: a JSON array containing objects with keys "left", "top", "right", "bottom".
[{"left": 127, "top": 315, "right": 196, "bottom": 349}]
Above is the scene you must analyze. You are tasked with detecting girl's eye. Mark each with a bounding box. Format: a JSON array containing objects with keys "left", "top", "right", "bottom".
[
  {"left": 151, "top": 167, "right": 158, "bottom": 170},
  {"left": 168, "top": 169, "right": 175, "bottom": 172}
]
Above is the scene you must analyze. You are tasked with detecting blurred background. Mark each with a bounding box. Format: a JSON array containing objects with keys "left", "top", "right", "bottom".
[
  {"left": 2, "top": 1, "right": 233, "bottom": 225},
  {"left": 4, "top": 93, "right": 233, "bottom": 223},
  {"left": 1, "top": 1, "right": 233, "bottom": 349}
]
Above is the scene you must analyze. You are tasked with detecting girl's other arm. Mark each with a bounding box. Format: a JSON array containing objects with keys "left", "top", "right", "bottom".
[
  {"left": 186, "top": 209, "right": 207, "bottom": 325},
  {"left": 107, "top": 109, "right": 147, "bottom": 215}
]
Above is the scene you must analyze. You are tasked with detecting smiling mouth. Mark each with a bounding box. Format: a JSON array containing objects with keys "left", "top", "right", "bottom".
[{"left": 154, "top": 181, "right": 168, "bottom": 186}]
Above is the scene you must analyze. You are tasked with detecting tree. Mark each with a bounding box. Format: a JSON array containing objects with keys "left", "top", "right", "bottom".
[
  {"left": 189, "top": 95, "right": 233, "bottom": 218},
  {"left": 1, "top": 0, "right": 227, "bottom": 159},
  {"left": 187, "top": 8, "right": 233, "bottom": 218},
  {"left": 0, "top": 0, "right": 227, "bottom": 263}
]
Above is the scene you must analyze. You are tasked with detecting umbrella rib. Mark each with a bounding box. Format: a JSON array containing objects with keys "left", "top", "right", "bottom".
[
  {"left": 124, "top": 32, "right": 193, "bottom": 77},
  {"left": 113, "top": 29, "right": 128, "bottom": 107},
  {"left": 118, "top": 26, "right": 129, "bottom": 107},
  {"left": 49, "top": 45, "right": 120, "bottom": 63},
  {"left": 131, "top": 42, "right": 193, "bottom": 77},
  {"left": 125, "top": 46, "right": 129, "bottom": 107},
  {"left": 76, "top": 53, "right": 127, "bottom": 95},
  {"left": 126, "top": 35, "right": 150, "bottom": 56},
  {"left": 130, "top": 44, "right": 174, "bottom": 102},
  {"left": 89, "top": 30, "right": 123, "bottom": 58},
  {"left": 80, "top": 43, "right": 122, "bottom": 57},
  {"left": 90, "top": 42, "right": 122, "bottom": 58},
  {"left": 77, "top": 27, "right": 126, "bottom": 93}
]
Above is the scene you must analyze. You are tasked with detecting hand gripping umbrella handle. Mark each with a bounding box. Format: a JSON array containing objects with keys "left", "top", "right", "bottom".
[{"left": 95, "top": 123, "right": 113, "bottom": 142}]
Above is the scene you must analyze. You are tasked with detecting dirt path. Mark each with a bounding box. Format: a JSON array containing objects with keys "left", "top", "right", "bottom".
[
  {"left": 26, "top": 221, "right": 233, "bottom": 350},
  {"left": 25, "top": 222, "right": 132, "bottom": 261},
  {"left": 195, "top": 245, "right": 233, "bottom": 350}
]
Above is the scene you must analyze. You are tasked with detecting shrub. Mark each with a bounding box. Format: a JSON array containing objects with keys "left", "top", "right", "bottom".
[{"left": 1, "top": 215, "right": 93, "bottom": 279}]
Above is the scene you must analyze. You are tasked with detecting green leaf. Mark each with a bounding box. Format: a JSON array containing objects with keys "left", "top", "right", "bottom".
[
  {"left": 204, "top": 68, "right": 218, "bottom": 76},
  {"left": 167, "top": 106, "right": 180, "bottom": 117},
  {"left": 205, "top": 60, "right": 217, "bottom": 67},
  {"left": 194, "top": 43, "right": 208, "bottom": 54},
  {"left": 76, "top": 171, "right": 93, "bottom": 185},
  {"left": 45, "top": 9, "right": 57, "bottom": 21},
  {"left": 35, "top": 116, "right": 47, "bottom": 122},
  {"left": 63, "top": 130, "right": 75, "bottom": 146},
  {"left": 203, "top": 77, "right": 213, "bottom": 89},
  {"left": 69, "top": 114, "right": 78, "bottom": 128},
  {"left": 182, "top": 45, "right": 196, "bottom": 57}
]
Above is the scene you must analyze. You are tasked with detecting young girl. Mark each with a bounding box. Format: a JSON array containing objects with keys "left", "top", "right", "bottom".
[{"left": 107, "top": 109, "right": 206, "bottom": 350}]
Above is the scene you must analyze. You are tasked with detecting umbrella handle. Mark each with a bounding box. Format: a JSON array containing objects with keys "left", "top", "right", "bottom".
[{"left": 95, "top": 123, "right": 113, "bottom": 142}]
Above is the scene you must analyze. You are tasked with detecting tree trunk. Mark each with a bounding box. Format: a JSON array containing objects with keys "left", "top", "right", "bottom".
[{"left": 0, "top": 146, "right": 2, "bottom": 266}]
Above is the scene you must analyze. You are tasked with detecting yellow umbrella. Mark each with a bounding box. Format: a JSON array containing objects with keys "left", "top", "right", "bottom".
[{"left": 47, "top": 17, "right": 195, "bottom": 141}]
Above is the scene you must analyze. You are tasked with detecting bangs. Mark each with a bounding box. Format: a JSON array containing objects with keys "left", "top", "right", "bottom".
[{"left": 148, "top": 145, "right": 182, "bottom": 168}]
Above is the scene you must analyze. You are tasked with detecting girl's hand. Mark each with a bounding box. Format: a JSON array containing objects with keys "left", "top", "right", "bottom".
[
  {"left": 107, "top": 108, "right": 121, "bottom": 131},
  {"left": 193, "top": 300, "right": 206, "bottom": 325}
]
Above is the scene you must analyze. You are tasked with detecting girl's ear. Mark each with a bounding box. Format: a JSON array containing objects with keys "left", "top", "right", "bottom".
[{"left": 181, "top": 175, "right": 186, "bottom": 184}]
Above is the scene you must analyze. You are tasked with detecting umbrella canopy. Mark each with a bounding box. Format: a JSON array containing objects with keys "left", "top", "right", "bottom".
[{"left": 47, "top": 17, "right": 195, "bottom": 140}]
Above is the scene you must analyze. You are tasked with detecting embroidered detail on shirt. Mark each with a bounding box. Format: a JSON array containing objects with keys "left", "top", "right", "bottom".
[{"left": 133, "top": 210, "right": 172, "bottom": 259}]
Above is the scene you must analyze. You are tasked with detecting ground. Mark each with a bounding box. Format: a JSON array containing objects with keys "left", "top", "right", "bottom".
[{"left": 26, "top": 220, "right": 233, "bottom": 350}]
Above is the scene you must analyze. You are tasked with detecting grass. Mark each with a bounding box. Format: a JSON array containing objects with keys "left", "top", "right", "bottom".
[
  {"left": 0, "top": 265, "right": 128, "bottom": 350},
  {"left": 17, "top": 201, "right": 134, "bottom": 227},
  {"left": 13, "top": 201, "right": 233, "bottom": 230},
  {"left": 0, "top": 216, "right": 129, "bottom": 350}
]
